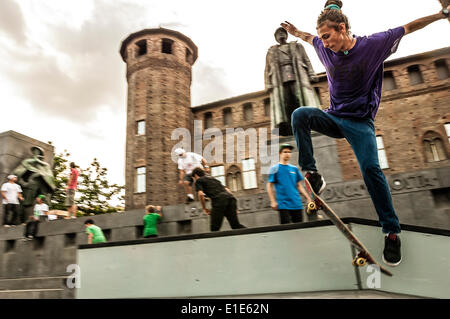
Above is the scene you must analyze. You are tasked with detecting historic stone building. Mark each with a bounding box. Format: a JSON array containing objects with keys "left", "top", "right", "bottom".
[
  {"left": 121, "top": 27, "right": 450, "bottom": 210},
  {"left": 120, "top": 28, "right": 198, "bottom": 208}
]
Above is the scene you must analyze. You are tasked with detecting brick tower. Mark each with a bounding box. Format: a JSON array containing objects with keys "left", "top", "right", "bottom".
[{"left": 120, "top": 28, "right": 198, "bottom": 209}]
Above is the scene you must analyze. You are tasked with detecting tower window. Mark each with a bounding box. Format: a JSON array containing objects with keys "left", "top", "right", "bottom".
[
  {"left": 383, "top": 71, "right": 397, "bottom": 91},
  {"left": 435, "top": 59, "right": 449, "bottom": 80},
  {"left": 243, "top": 103, "right": 253, "bottom": 121},
  {"left": 186, "top": 48, "right": 193, "bottom": 63},
  {"left": 407, "top": 65, "right": 424, "bottom": 85},
  {"left": 136, "top": 120, "right": 145, "bottom": 135},
  {"left": 136, "top": 167, "right": 146, "bottom": 193},
  {"left": 162, "top": 38, "right": 174, "bottom": 54},
  {"left": 135, "top": 40, "right": 147, "bottom": 57}
]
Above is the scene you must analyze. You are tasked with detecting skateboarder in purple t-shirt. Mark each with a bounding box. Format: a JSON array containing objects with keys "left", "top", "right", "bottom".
[{"left": 281, "top": 0, "right": 450, "bottom": 267}]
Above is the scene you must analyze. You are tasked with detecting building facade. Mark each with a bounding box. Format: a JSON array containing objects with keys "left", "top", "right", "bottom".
[
  {"left": 121, "top": 27, "right": 449, "bottom": 209},
  {"left": 192, "top": 48, "right": 450, "bottom": 199}
]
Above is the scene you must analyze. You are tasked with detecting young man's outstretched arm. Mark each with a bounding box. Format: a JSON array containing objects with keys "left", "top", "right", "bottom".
[{"left": 403, "top": 5, "right": 449, "bottom": 35}]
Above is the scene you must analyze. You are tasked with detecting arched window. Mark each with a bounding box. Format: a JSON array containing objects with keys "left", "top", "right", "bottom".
[
  {"left": 135, "top": 40, "right": 147, "bottom": 57},
  {"left": 226, "top": 165, "right": 242, "bottom": 192},
  {"left": 407, "top": 65, "right": 424, "bottom": 85},
  {"left": 223, "top": 108, "right": 233, "bottom": 126},
  {"left": 204, "top": 112, "right": 213, "bottom": 129},
  {"left": 186, "top": 48, "right": 193, "bottom": 63},
  {"left": 263, "top": 98, "right": 270, "bottom": 117},
  {"left": 423, "top": 131, "right": 447, "bottom": 162},
  {"left": 162, "top": 38, "right": 174, "bottom": 54},
  {"left": 243, "top": 103, "right": 253, "bottom": 121},
  {"left": 383, "top": 71, "right": 397, "bottom": 91},
  {"left": 435, "top": 59, "right": 449, "bottom": 80}
]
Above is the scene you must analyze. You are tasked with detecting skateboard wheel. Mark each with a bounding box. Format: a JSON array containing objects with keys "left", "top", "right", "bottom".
[
  {"left": 356, "top": 258, "right": 366, "bottom": 267},
  {"left": 352, "top": 257, "right": 367, "bottom": 267},
  {"left": 307, "top": 202, "right": 316, "bottom": 214}
]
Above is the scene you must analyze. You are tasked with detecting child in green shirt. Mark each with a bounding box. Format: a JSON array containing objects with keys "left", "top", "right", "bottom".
[
  {"left": 143, "top": 205, "right": 162, "bottom": 238},
  {"left": 84, "top": 219, "right": 107, "bottom": 244}
]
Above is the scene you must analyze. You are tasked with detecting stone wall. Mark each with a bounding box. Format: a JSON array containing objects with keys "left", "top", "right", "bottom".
[
  {"left": 337, "top": 49, "right": 450, "bottom": 180},
  {"left": 1, "top": 167, "right": 448, "bottom": 298}
]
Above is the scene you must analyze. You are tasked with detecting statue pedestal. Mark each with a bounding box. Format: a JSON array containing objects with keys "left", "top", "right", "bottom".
[{"left": 0, "top": 131, "right": 54, "bottom": 222}]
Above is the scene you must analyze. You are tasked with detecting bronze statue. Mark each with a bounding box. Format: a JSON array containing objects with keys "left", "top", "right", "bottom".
[
  {"left": 12, "top": 146, "right": 55, "bottom": 207},
  {"left": 265, "top": 27, "right": 321, "bottom": 136}
]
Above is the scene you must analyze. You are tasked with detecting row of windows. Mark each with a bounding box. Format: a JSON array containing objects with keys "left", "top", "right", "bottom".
[
  {"left": 383, "top": 59, "right": 449, "bottom": 91},
  {"left": 134, "top": 38, "right": 193, "bottom": 63},
  {"left": 134, "top": 158, "right": 258, "bottom": 194},
  {"left": 210, "top": 159, "right": 258, "bottom": 191},
  {"left": 135, "top": 99, "right": 271, "bottom": 135},
  {"left": 203, "top": 99, "right": 271, "bottom": 129},
  {"left": 376, "top": 123, "right": 450, "bottom": 169},
  {"left": 134, "top": 124, "right": 450, "bottom": 192}
]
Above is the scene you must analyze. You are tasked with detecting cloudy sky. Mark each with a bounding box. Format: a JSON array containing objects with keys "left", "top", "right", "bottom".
[{"left": 0, "top": 0, "right": 449, "bottom": 188}]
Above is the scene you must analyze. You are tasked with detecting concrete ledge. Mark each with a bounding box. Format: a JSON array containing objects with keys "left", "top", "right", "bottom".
[{"left": 76, "top": 218, "right": 450, "bottom": 299}]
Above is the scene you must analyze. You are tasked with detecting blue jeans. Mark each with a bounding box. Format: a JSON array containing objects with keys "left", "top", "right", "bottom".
[{"left": 291, "top": 107, "right": 401, "bottom": 234}]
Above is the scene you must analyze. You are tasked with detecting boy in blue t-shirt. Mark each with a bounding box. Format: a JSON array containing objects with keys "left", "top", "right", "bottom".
[{"left": 267, "top": 144, "right": 312, "bottom": 224}]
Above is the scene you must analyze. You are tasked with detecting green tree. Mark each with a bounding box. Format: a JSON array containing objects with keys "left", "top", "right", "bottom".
[
  {"left": 77, "top": 158, "right": 124, "bottom": 215},
  {"left": 50, "top": 148, "right": 124, "bottom": 215},
  {"left": 50, "top": 149, "right": 70, "bottom": 211}
]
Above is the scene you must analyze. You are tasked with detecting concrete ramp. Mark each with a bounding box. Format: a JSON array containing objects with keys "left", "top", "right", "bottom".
[{"left": 76, "top": 218, "right": 450, "bottom": 299}]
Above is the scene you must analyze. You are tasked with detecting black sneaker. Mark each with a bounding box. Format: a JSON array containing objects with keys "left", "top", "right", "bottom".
[
  {"left": 305, "top": 171, "right": 326, "bottom": 195},
  {"left": 382, "top": 234, "right": 402, "bottom": 267},
  {"left": 186, "top": 196, "right": 194, "bottom": 203}
]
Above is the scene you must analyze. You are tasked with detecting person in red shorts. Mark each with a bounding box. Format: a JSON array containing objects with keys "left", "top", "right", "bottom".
[{"left": 65, "top": 162, "right": 79, "bottom": 219}]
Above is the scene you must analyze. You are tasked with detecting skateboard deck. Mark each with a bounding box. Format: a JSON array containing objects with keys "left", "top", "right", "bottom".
[{"left": 304, "top": 178, "right": 393, "bottom": 277}]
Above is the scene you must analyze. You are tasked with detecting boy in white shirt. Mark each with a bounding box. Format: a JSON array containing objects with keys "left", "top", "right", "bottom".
[
  {"left": 1, "top": 175, "right": 24, "bottom": 227},
  {"left": 174, "top": 148, "right": 209, "bottom": 203},
  {"left": 24, "top": 195, "right": 49, "bottom": 239}
]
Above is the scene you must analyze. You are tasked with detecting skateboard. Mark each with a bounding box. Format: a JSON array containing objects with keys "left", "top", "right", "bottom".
[{"left": 304, "top": 178, "right": 393, "bottom": 277}]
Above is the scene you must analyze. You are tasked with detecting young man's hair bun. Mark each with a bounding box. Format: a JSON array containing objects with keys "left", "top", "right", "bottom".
[{"left": 324, "top": 0, "right": 343, "bottom": 9}]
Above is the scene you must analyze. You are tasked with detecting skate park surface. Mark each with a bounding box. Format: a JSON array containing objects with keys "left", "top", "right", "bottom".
[{"left": 76, "top": 218, "right": 450, "bottom": 299}]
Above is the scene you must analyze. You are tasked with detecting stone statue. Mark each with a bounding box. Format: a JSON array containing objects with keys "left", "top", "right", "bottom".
[
  {"left": 12, "top": 146, "right": 55, "bottom": 207},
  {"left": 265, "top": 27, "right": 321, "bottom": 136}
]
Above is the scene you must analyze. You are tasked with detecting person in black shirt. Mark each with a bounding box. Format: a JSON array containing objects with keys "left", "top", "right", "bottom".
[{"left": 192, "top": 167, "right": 246, "bottom": 232}]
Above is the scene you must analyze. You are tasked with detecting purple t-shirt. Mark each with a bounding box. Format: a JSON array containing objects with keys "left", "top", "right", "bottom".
[{"left": 313, "top": 26, "right": 405, "bottom": 119}]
